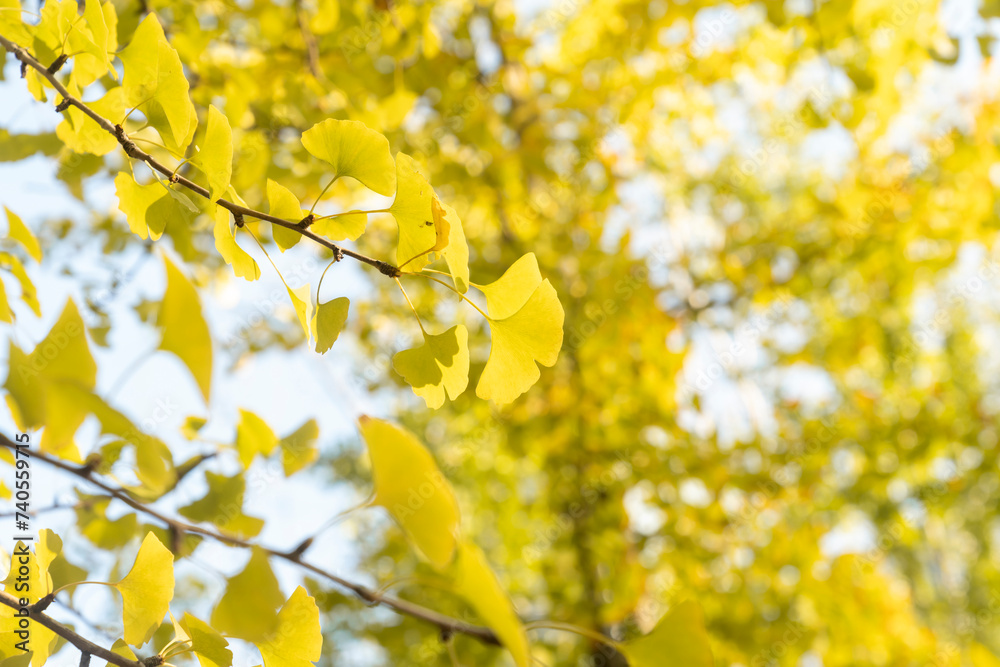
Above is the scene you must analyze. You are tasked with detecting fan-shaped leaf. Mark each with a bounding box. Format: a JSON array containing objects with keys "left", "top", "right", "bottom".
[
  {"left": 393, "top": 324, "right": 469, "bottom": 409},
  {"left": 3, "top": 207, "right": 40, "bottom": 262},
  {"left": 313, "top": 297, "right": 349, "bottom": 353},
  {"left": 211, "top": 548, "right": 282, "bottom": 642},
  {"left": 256, "top": 587, "right": 323, "bottom": 667},
  {"left": 266, "top": 179, "right": 307, "bottom": 251},
  {"left": 115, "top": 532, "right": 175, "bottom": 647},
  {"left": 389, "top": 153, "right": 436, "bottom": 271},
  {"left": 158, "top": 254, "right": 213, "bottom": 403},
  {"left": 213, "top": 205, "right": 261, "bottom": 281},
  {"left": 300, "top": 119, "right": 395, "bottom": 196},
  {"left": 193, "top": 105, "right": 233, "bottom": 202},
  {"left": 620, "top": 600, "right": 713, "bottom": 667}
]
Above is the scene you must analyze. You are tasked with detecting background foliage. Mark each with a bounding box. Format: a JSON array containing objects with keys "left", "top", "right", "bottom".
[{"left": 2, "top": 0, "right": 1000, "bottom": 665}]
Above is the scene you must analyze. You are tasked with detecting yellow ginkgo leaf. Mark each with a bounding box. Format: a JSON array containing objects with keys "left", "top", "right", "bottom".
[
  {"left": 311, "top": 211, "right": 367, "bottom": 241},
  {"left": 300, "top": 119, "right": 396, "bottom": 196},
  {"left": 213, "top": 205, "right": 261, "bottom": 281},
  {"left": 178, "top": 471, "right": 263, "bottom": 538},
  {"left": 0, "top": 279, "right": 11, "bottom": 324},
  {"left": 479, "top": 253, "right": 542, "bottom": 320},
  {"left": 972, "top": 643, "right": 1000, "bottom": 667},
  {"left": 0, "top": 540, "right": 58, "bottom": 666},
  {"left": 392, "top": 324, "right": 469, "bottom": 409},
  {"left": 4, "top": 299, "right": 95, "bottom": 432},
  {"left": 312, "top": 297, "right": 349, "bottom": 353},
  {"left": 115, "top": 532, "right": 175, "bottom": 647},
  {"left": 266, "top": 179, "right": 307, "bottom": 251},
  {"left": 4, "top": 207, "right": 40, "bottom": 262},
  {"left": 109, "top": 639, "right": 137, "bottom": 662},
  {"left": 235, "top": 409, "right": 278, "bottom": 468},
  {"left": 159, "top": 254, "right": 213, "bottom": 403},
  {"left": 2, "top": 253, "right": 39, "bottom": 316},
  {"left": 389, "top": 153, "right": 437, "bottom": 271},
  {"left": 71, "top": 0, "right": 117, "bottom": 87},
  {"left": 192, "top": 105, "right": 233, "bottom": 202},
  {"left": 358, "top": 417, "right": 461, "bottom": 570},
  {"left": 0, "top": 0, "right": 32, "bottom": 47},
  {"left": 256, "top": 587, "right": 323, "bottom": 667},
  {"left": 115, "top": 172, "right": 198, "bottom": 241},
  {"left": 118, "top": 14, "right": 165, "bottom": 107},
  {"left": 433, "top": 197, "right": 469, "bottom": 293},
  {"left": 620, "top": 600, "right": 713, "bottom": 667},
  {"left": 180, "top": 613, "right": 233, "bottom": 667},
  {"left": 286, "top": 283, "right": 314, "bottom": 340},
  {"left": 450, "top": 541, "right": 530, "bottom": 667},
  {"left": 280, "top": 419, "right": 319, "bottom": 476},
  {"left": 309, "top": 0, "right": 339, "bottom": 34},
  {"left": 56, "top": 86, "right": 123, "bottom": 156},
  {"left": 211, "top": 548, "right": 282, "bottom": 642},
  {"left": 476, "top": 279, "right": 564, "bottom": 405}
]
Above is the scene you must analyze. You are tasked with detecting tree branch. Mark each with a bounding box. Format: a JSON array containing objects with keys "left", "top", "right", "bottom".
[
  {"left": 0, "top": 434, "right": 501, "bottom": 647},
  {"left": 0, "top": 591, "right": 141, "bottom": 667},
  {"left": 0, "top": 33, "right": 401, "bottom": 280}
]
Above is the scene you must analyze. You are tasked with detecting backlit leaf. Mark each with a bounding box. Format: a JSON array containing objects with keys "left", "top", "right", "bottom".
[
  {"left": 358, "top": 416, "right": 461, "bottom": 570},
  {"left": 213, "top": 205, "right": 261, "bottom": 281},
  {"left": 178, "top": 471, "right": 263, "bottom": 538},
  {"left": 393, "top": 324, "right": 469, "bottom": 409},
  {"left": 211, "top": 548, "right": 282, "bottom": 642},
  {"left": 389, "top": 153, "right": 436, "bottom": 271},
  {"left": 115, "top": 532, "right": 175, "bottom": 647},
  {"left": 193, "top": 105, "right": 234, "bottom": 202},
  {"left": 235, "top": 409, "right": 278, "bottom": 468},
  {"left": 312, "top": 296, "right": 349, "bottom": 353},
  {"left": 3, "top": 207, "right": 40, "bottom": 262},
  {"left": 311, "top": 211, "right": 367, "bottom": 241},
  {"left": 115, "top": 172, "right": 198, "bottom": 241},
  {"left": 256, "top": 587, "right": 323, "bottom": 667},
  {"left": 479, "top": 253, "right": 542, "bottom": 320},
  {"left": 433, "top": 197, "right": 469, "bottom": 293},
  {"left": 158, "top": 253, "right": 213, "bottom": 403},
  {"left": 620, "top": 600, "right": 713, "bottom": 667},
  {"left": 280, "top": 419, "right": 319, "bottom": 476},
  {"left": 300, "top": 119, "right": 395, "bottom": 196},
  {"left": 266, "top": 179, "right": 307, "bottom": 251},
  {"left": 181, "top": 613, "right": 233, "bottom": 667},
  {"left": 56, "top": 86, "right": 123, "bottom": 156}
]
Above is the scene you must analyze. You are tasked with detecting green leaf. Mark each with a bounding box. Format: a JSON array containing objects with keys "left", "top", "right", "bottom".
[
  {"left": 3, "top": 207, "right": 40, "bottom": 262},
  {"left": 389, "top": 153, "right": 436, "bottom": 271},
  {"left": 178, "top": 471, "right": 264, "bottom": 538},
  {"left": 311, "top": 211, "right": 367, "bottom": 241},
  {"left": 115, "top": 172, "right": 198, "bottom": 241},
  {"left": 476, "top": 279, "right": 564, "bottom": 404},
  {"left": 433, "top": 197, "right": 469, "bottom": 293},
  {"left": 450, "top": 541, "right": 530, "bottom": 667},
  {"left": 358, "top": 417, "right": 461, "bottom": 570},
  {"left": 620, "top": 600, "right": 713, "bottom": 667},
  {"left": 211, "top": 548, "right": 282, "bottom": 642},
  {"left": 235, "top": 409, "right": 279, "bottom": 468},
  {"left": 312, "top": 296, "right": 349, "bottom": 353},
  {"left": 192, "top": 105, "right": 234, "bottom": 202},
  {"left": 180, "top": 613, "right": 233, "bottom": 667},
  {"left": 393, "top": 324, "right": 469, "bottom": 409},
  {"left": 479, "top": 253, "right": 543, "bottom": 320},
  {"left": 280, "top": 419, "right": 319, "bottom": 476},
  {"left": 256, "top": 587, "right": 323, "bottom": 667},
  {"left": 115, "top": 532, "right": 175, "bottom": 647},
  {"left": 158, "top": 253, "right": 213, "bottom": 403},
  {"left": 213, "top": 205, "right": 261, "bottom": 281},
  {"left": 300, "top": 119, "right": 396, "bottom": 196},
  {"left": 266, "top": 179, "right": 307, "bottom": 251}
]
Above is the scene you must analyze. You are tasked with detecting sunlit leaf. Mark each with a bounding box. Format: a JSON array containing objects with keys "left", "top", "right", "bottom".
[
  {"left": 266, "top": 179, "right": 307, "bottom": 251},
  {"left": 181, "top": 613, "right": 233, "bottom": 667},
  {"left": 115, "top": 172, "right": 198, "bottom": 242},
  {"left": 256, "top": 587, "right": 323, "bottom": 667},
  {"left": 280, "top": 419, "right": 319, "bottom": 476},
  {"left": 433, "top": 197, "right": 469, "bottom": 293},
  {"left": 178, "top": 471, "right": 263, "bottom": 538},
  {"left": 479, "top": 253, "right": 542, "bottom": 320},
  {"left": 158, "top": 253, "right": 213, "bottom": 403},
  {"left": 393, "top": 324, "right": 469, "bottom": 409},
  {"left": 3, "top": 207, "right": 40, "bottom": 262},
  {"left": 300, "top": 119, "right": 396, "bottom": 196},
  {"left": 311, "top": 211, "right": 367, "bottom": 241},
  {"left": 115, "top": 532, "right": 175, "bottom": 647},
  {"left": 193, "top": 105, "right": 234, "bottom": 202},
  {"left": 476, "top": 279, "right": 564, "bottom": 404},
  {"left": 211, "top": 548, "right": 282, "bottom": 642},
  {"left": 56, "top": 86, "right": 123, "bottom": 156},
  {"left": 358, "top": 416, "right": 461, "bottom": 570},
  {"left": 312, "top": 296, "right": 349, "bottom": 353},
  {"left": 213, "top": 205, "right": 261, "bottom": 281},
  {"left": 389, "top": 153, "right": 436, "bottom": 271},
  {"left": 620, "top": 600, "right": 713, "bottom": 667},
  {"left": 235, "top": 409, "right": 278, "bottom": 468}
]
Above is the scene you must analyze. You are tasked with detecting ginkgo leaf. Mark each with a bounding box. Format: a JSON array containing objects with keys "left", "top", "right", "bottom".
[
  {"left": 280, "top": 419, "right": 319, "bottom": 476},
  {"left": 300, "top": 119, "right": 396, "bottom": 196},
  {"left": 118, "top": 14, "right": 166, "bottom": 107},
  {"left": 358, "top": 417, "right": 461, "bottom": 570},
  {"left": 389, "top": 153, "right": 436, "bottom": 271},
  {"left": 178, "top": 471, "right": 263, "bottom": 538},
  {"left": 619, "top": 600, "right": 713, "bottom": 667},
  {"left": 266, "top": 179, "right": 307, "bottom": 251},
  {"left": 392, "top": 324, "right": 469, "bottom": 409},
  {"left": 158, "top": 254, "right": 213, "bottom": 403},
  {"left": 971, "top": 643, "right": 1000, "bottom": 667},
  {"left": 56, "top": 86, "right": 123, "bottom": 156},
  {"left": 4, "top": 299, "right": 96, "bottom": 433},
  {"left": 71, "top": 0, "right": 117, "bottom": 87},
  {"left": 256, "top": 587, "right": 323, "bottom": 667},
  {"left": 433, "top": 197, "right": 469, "bottom": 293},
  {"left": 286, "top": 283, "right": 314, "bottom": 340},
  {"left": 2, "top": 253, "right": 39, "bottom": 316},
  {"left": 476, "top": 279, "right": 564, "bottom": 404},
  {"left": 214, "top": 205, "right": 260, "bottom": 281},
  {"left": 311, "top": 211, "right": 367, "bottom": 241},
  {"left": 479, "top": 253, "right": 543, "bottom": 320},
  {"left": 0, "top": 279, "right": 11, "bottom": 324},
  {"left": 450, "top": 541, "right": 530, "bottom": 667},
  {"left": 115, "top": 532, "right": 175, "bottom": 647},
  {"left": 235, "top": 409, "right": 278, "bottom": 468},
  {"left": 4, "top": 207, "right": 40, "bottom": 262},
  {"left": 211, "top": 548, "right": 282, "bottom": 642},
  {"left": 193, "top": 105, "right": 233, "bottom": 202},
  {"left": 181, "top": 613, "right": 233, "bottom": 667},
  {"left": 115, "top": 172, "right": 198, "bottom": 241},
  {"left": 0, "top": 0, "right": 32, "bottom": 47},
  {"left": 309, "top": 0, "right": 339, "bottom": 34},
  {"left": 312, "top": 297, "right": 349, "bottom": 354}
]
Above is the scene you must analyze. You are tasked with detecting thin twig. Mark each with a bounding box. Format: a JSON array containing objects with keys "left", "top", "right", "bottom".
[{"left": 0, "top": 33, "right": 400, "bottom": 279}]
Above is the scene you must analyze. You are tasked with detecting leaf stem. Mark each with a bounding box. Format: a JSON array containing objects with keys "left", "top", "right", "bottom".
[
  {"left": 523, "top": 621, "right": 622, "bottom": 650},
  {"left": 411, "top": 272, "right": 490, "bottom": 320},
  {"left": 308, "top": 175, "right": 339, "bottom": 215},
  {"left": 395, "top": 278, "right": 426, "bottom": 334},
  {"left": 50, "top": 581, "right": 118, "bottom": 597}
]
